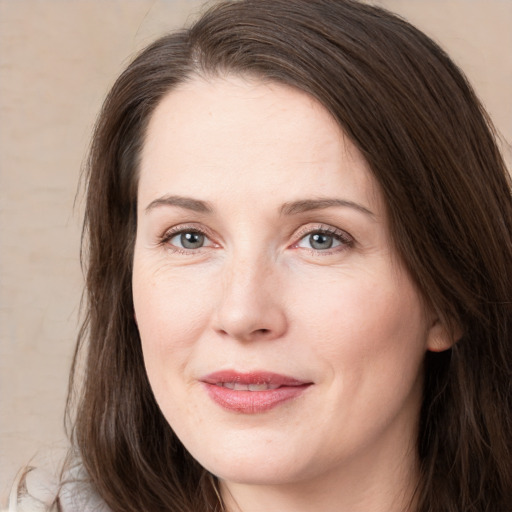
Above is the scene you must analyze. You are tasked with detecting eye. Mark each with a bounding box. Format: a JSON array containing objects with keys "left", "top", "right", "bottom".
[
  {"left": 294, "top": 227, "right": 353, "bottom": 252},
  {"left": 171, "top": 231, "right": 206, "bottom": 249},
  {"left": 160, "top": 226, "right": 216, "bottom": 252}
]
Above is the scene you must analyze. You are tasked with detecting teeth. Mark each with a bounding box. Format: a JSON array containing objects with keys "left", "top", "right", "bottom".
[
  {"left": 218, "top": 382, "right": 280, "bottom": 391},
  {"left": 248, "top": 383, "right": 276, "bottom": 391}
]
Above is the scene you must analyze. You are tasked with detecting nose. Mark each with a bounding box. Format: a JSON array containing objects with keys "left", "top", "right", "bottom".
[{"left": 212, "top": 253, "right": 288, "bottom": 343}]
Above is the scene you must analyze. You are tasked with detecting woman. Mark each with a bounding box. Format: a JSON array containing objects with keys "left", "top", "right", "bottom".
[{"left": 13, "top": 0, "right": 512, "bottom": 511}]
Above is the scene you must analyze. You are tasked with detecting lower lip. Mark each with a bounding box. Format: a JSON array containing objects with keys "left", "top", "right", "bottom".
[{"left": 203, "top": 383, "right": 310, "bottom": 413}]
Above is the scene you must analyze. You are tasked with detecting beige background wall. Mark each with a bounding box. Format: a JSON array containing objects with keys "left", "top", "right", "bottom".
[{"left": 0, "top": 0, "right": 510, "bottom": 504}]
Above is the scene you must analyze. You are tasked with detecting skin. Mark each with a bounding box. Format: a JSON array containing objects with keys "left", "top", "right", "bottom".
[{"left": 132, "top": 75, "right": 451, "bottom": 512}]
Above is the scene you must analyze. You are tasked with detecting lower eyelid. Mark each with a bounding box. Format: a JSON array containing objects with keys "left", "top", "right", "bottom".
[{"left": 296, "top": 238, "right": 351, "bottom": 253}]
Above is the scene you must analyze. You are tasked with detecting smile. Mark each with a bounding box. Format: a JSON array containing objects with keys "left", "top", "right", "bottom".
[
  {"left": 201, "top": 371, "right": 312, "bottom": 414},
  {"left": 217, "top": 382, "right": 281, "bottom": 391}
]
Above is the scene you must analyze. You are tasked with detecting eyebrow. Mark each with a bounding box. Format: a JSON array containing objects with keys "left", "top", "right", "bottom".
[
  {"left": 280, "top": 198, "right": 374, "bottom": 217},
  {"left": 145, "top": 195, "right": 213, "bottom": 214},
  {"left": 144, "top": 195, "right": 374, "bottom": 217}
]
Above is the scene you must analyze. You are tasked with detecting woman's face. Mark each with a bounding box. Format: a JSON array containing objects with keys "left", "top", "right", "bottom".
[{"left": 133, "top": 76, "right": 446, "bottom": 490}]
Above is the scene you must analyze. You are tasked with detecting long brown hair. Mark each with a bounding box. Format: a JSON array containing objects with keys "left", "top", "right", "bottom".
[{"left": 67, "top": 1, "right": 512, "bottom": 510}]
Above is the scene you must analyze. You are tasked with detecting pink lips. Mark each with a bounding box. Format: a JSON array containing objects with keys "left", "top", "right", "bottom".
[{"left": 201, "top": 370, "right": 312, "bottom": 413}]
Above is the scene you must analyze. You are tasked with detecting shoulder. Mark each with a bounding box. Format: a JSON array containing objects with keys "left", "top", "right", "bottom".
[{"left": 9, "top": 464, "right": 112, "bottom": 512}]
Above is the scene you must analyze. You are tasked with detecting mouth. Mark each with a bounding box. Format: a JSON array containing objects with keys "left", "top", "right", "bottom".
[{"left": 200, "top": 370, "right": 313, "bottom": 413}]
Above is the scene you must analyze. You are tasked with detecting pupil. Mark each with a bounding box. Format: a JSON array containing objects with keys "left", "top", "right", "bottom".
[
  {"left": 181, "top": 232, "right": 204, "bottom": 249},
  {"left": 310, "top": 233, "right": 333, "bottom": 250}
]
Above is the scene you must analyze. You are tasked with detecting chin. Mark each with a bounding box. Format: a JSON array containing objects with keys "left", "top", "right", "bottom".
[
  {"left": 205, "top": 457, "right": 306, "bottom": 486},
  {"left": 185, "top": 431, "right": 322, "bottom": 486}
]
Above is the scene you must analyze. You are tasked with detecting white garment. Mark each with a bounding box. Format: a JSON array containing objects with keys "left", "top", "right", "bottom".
[{"left": 8, "top": 465, "right": 111, "bottom": 512}]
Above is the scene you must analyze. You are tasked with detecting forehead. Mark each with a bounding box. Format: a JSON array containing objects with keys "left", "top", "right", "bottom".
[{"left": 138, "top": 75, "right": 380, "bottom": 212}]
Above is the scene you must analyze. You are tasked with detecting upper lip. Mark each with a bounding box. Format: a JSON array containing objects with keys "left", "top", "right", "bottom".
[{"left": 201, "top": 370, "right": 311, "bottom": 387}]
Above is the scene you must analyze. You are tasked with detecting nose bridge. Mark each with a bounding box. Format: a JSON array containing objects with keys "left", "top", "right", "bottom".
[
  {"left": 225, "top": 244, "right": 268, "bottom": 296},
  {"left": 214, "top": 242, "right": 287, "bottom": 341}
]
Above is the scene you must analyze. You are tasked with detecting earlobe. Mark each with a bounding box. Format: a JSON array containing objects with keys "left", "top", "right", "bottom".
[{"left": 426, "top": 318, "right": 461, "bottom": 353}]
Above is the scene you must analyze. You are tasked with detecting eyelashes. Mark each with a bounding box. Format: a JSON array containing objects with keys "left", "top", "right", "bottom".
[
  {"left": 158, "top": 224, "right": 218, "bottom": 255},
  {"left": 158, "top": 223, "right": 354, "bottom": 256},
  {"left": 292, "top": 224, "right": 354, "bottom": 254}
]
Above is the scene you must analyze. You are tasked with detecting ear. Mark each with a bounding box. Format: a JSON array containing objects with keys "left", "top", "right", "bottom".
[{"left": 426, "top": 317, "right": 462, "bottom": 353}]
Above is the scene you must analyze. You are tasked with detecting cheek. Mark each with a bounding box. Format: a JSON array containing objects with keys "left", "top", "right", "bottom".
[
  {"left": 291, "top": 267, "right": 428, "bottom": 454},
  {"left": 294, "top": 264, "right": 428, "bottom": 384},
  {"left": 132, "top": 260, "right": 215, "bottom": 385}
]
